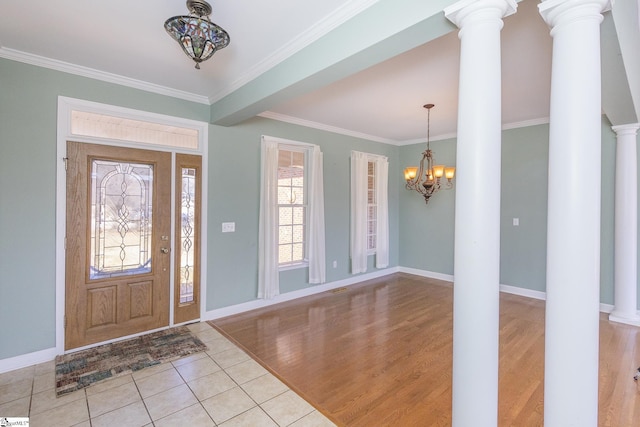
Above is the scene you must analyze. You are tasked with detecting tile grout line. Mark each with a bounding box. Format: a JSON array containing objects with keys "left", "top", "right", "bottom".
[
  {"left": 85, "top": 390, "right": 93, "bottom": 427},
  {"left": 197, "top": 323, "right": 311, "bottom": 426},
  {"left": 131, "top": 373, "right": 154, "bottom": 427},
  {"left": 188, "top": 347, "right": 254, "bottom": 425},
  {"left": 181, "top": 334, "right": 284, "bottom": 426},
  {"left": 28, "top": 372, "right": 34, "bottom": 420},
  {"left": 170, "top": 357, "right": 217, "bottom": 425},
  {"left": 4, "top": 322, "right": 333, "bottom": 426}
]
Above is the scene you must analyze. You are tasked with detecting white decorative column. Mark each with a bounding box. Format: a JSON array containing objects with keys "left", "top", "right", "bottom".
[
  {"left": 444, "top": 1, "right": 516, "bottom": 426},
  {"left": 539, "top": 1, "right": 611, "bottom": 426},
  {"left": 609, "top": 123, "right": 640, "bottom": 326}
]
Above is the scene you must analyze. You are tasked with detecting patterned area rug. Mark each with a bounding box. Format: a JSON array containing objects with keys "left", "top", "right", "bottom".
[{"left": 55, "top": 326, "right": 208, "bottom": 396}]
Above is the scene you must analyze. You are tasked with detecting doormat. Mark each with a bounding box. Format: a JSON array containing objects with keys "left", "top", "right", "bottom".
[{"left": 55, "top": 326, "right": 208, "bottom": 397}]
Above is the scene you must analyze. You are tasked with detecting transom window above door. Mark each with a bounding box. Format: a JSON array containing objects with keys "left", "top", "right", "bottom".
[
  {"left": 69, "top": 110, "right": 201, "bottom": 150},
  {"left": 56, "top": 96, "right": 209, "bottom": 352}
]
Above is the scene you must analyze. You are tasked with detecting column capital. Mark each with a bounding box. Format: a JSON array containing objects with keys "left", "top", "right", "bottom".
[
  {"left": 611, "top": 123, "right": 640, "bottom": 136},
  {"left": 539, "top": 0, "right": 612, "bottom": 32},
  {"left": 444, "top": 0, "right": 517, "bottom": 29}
]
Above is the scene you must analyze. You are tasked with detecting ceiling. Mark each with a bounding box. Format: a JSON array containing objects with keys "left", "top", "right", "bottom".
[{"left": 0, "top": 0, "right": 637, "bottom": 145}]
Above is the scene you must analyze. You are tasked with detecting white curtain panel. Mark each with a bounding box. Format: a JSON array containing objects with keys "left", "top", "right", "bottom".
[
  {"left": 258, "top": 138, "right": 279, "bottom": 299},
  {"left": 350, "top": 151, "right": 369, "bottom": 273},
  {"left": 308, "top": 145, "right": 326, "bottom": 284},
  {"left": 375, "top": 156, "right": 389, "bottom": 268},
  {"left": 350, "top": 151, "right": 389, "bottom": 273}
]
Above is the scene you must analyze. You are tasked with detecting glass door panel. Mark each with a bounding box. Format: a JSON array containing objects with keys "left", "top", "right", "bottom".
[{"left": 174, "top": 154, "right": 201, "bottom": 324}]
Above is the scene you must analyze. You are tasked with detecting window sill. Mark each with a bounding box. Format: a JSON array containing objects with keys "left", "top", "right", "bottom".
[{"left": 279, "top": 261, "right": 309, "bottom": 272}]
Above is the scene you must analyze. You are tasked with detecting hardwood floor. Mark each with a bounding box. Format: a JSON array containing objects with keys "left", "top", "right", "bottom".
[{"left": 211, "top": 273, "right": 640, "bottom": 426}]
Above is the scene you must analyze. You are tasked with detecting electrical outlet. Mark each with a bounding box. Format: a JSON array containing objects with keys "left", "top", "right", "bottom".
[
  {"left": 332, "top": 260, "right": 337, "bottom": 268},
  {"left": 513, "top": 218, "right": 519, "bottom": 226}
]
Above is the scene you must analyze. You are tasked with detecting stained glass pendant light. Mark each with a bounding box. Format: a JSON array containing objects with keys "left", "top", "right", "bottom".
[{"left": 164, "top": 0, "right": 230, "bottom": 69}]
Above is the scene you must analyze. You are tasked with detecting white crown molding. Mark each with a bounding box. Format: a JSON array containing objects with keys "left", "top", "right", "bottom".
[
  {"left": 1, "top": 0, "right": 382, "bottom": 107},
  {"left": 397, "top": 132, "right": 459, "bottom": 146},
  {"left": 397, "top": 116, "right": 551, "bottom": 146},
  {"left": 262, "top": 112, "right": 551, "bottom": 146},
  {"left": 0, "top": 47, "right": 210, "bottom": 105},
  {"left": 207, "top": 0, "right": 382, "bottom": 103},
  {"left": 259, "top": 111, "right": 398, "bottom": 145},
  {"left": 0, "top": 46, "right": 552, "bottom": 144},
  {"left": 502, "top": 116, "right": 550, "bottom": 130}
]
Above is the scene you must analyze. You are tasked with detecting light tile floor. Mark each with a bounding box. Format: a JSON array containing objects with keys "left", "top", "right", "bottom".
[{"left": 0, "top": 322, "right": 336, "bottom": 427}]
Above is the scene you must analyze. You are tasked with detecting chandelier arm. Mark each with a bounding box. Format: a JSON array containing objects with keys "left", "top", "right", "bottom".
[
  {"left": 406, "top": 150, "right": 425, "bottom": 193},
  {"left": 416, "top": 153, "right": 425, "bottom": 193},
  {"left": 415, "top": 152, "right": 428, "bottom": 196}
]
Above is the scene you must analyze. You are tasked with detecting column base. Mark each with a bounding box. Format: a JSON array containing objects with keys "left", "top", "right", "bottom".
[{"left": 609, "top": 311, "right": 640, "bottom": 327}]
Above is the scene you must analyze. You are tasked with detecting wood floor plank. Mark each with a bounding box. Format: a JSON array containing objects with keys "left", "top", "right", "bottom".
[{"left": 211, "top": 273, "right": 640, "bottom": 426}]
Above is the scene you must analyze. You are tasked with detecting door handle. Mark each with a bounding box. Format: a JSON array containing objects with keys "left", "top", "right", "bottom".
[{"left": 160, "top": 247, "right": 170, "bottom": 254}]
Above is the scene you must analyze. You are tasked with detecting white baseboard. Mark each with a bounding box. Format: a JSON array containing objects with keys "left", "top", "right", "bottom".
[
  {"left": 499, "top": 283, "right": 546, "bottom": 301},
  {"left": 398, "top": 268, "right": 548, "bottom": 301},
  {"left": 0, "top": 265, "right": 623, "bottom": 374},
  {"left": 202, "top": 267, "right": 400, "bottom": 321},
  {"left": 601, "top": 303, "right": 615, "bottom": 314},
  {"left": 0, "top": 347, "right": 57, "bottom": 374},
  {"left": 608, "top": 310, "right": 640, "bottom": 325},
  {"left": 2, "top": 269, "right": 401, "bottom": 375},
  {"left": 398, "top": 267, "right": 453, "bottom": 282},
  {"left": 399, "top": 267, "right": 617, "bottom": 316}
]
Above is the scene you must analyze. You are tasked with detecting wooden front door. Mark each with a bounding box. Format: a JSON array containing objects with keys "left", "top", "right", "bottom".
[{"left": 65, "top": 142, "right": 172, "bottom": 350}]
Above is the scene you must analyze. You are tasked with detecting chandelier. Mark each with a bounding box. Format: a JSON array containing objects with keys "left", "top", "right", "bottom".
[
  {"left": 164, "top": 0, "right": 230, "bottom": 69},
  {"left": 404, "top": 104, "right": 455, "bottom": 204}
]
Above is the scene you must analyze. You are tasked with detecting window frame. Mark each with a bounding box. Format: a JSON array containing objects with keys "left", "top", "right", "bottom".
[
  {"left": 277, "top": 143, "right": 311, "bottom": 271},
  {"left": 367, "top": 160, "right": 377, "bottom": 255}
]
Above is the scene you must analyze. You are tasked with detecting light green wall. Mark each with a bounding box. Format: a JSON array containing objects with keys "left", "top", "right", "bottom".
[
  {"left": 398, "top": 120, "right": 618, "bottom": 304},
  {"left": 0, "top": 58, "right": 399, "bottom": 359},
  {"left": 207, "top": 117, "right": 400, "bottom": 308},
  {"left": 1, "top": 61, "right": 57, "bottom": 356},
  {"left": 398, "top": 138, "right": 457, "bottom": 274},
  {"left": 500, "top": 124, "right": 549, "bottom": 293},
  {"left": 0, "top": 58, "right": 209, "bottom": 359},
  {"left": 0, "top": 56, "right": 630, "bottom": 362}
]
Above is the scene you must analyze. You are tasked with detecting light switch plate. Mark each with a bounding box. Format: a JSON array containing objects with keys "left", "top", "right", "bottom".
[{"left": 222, "top": 222, "right": 235, "bottom": 232}]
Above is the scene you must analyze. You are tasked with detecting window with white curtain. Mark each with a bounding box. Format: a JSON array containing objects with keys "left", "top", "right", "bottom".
[
  {"left": 351, "top": 151, "right": 389, "bottom": 274},
  {"left": 259, "top": 136, "right": 326, "bottom": 300}
]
